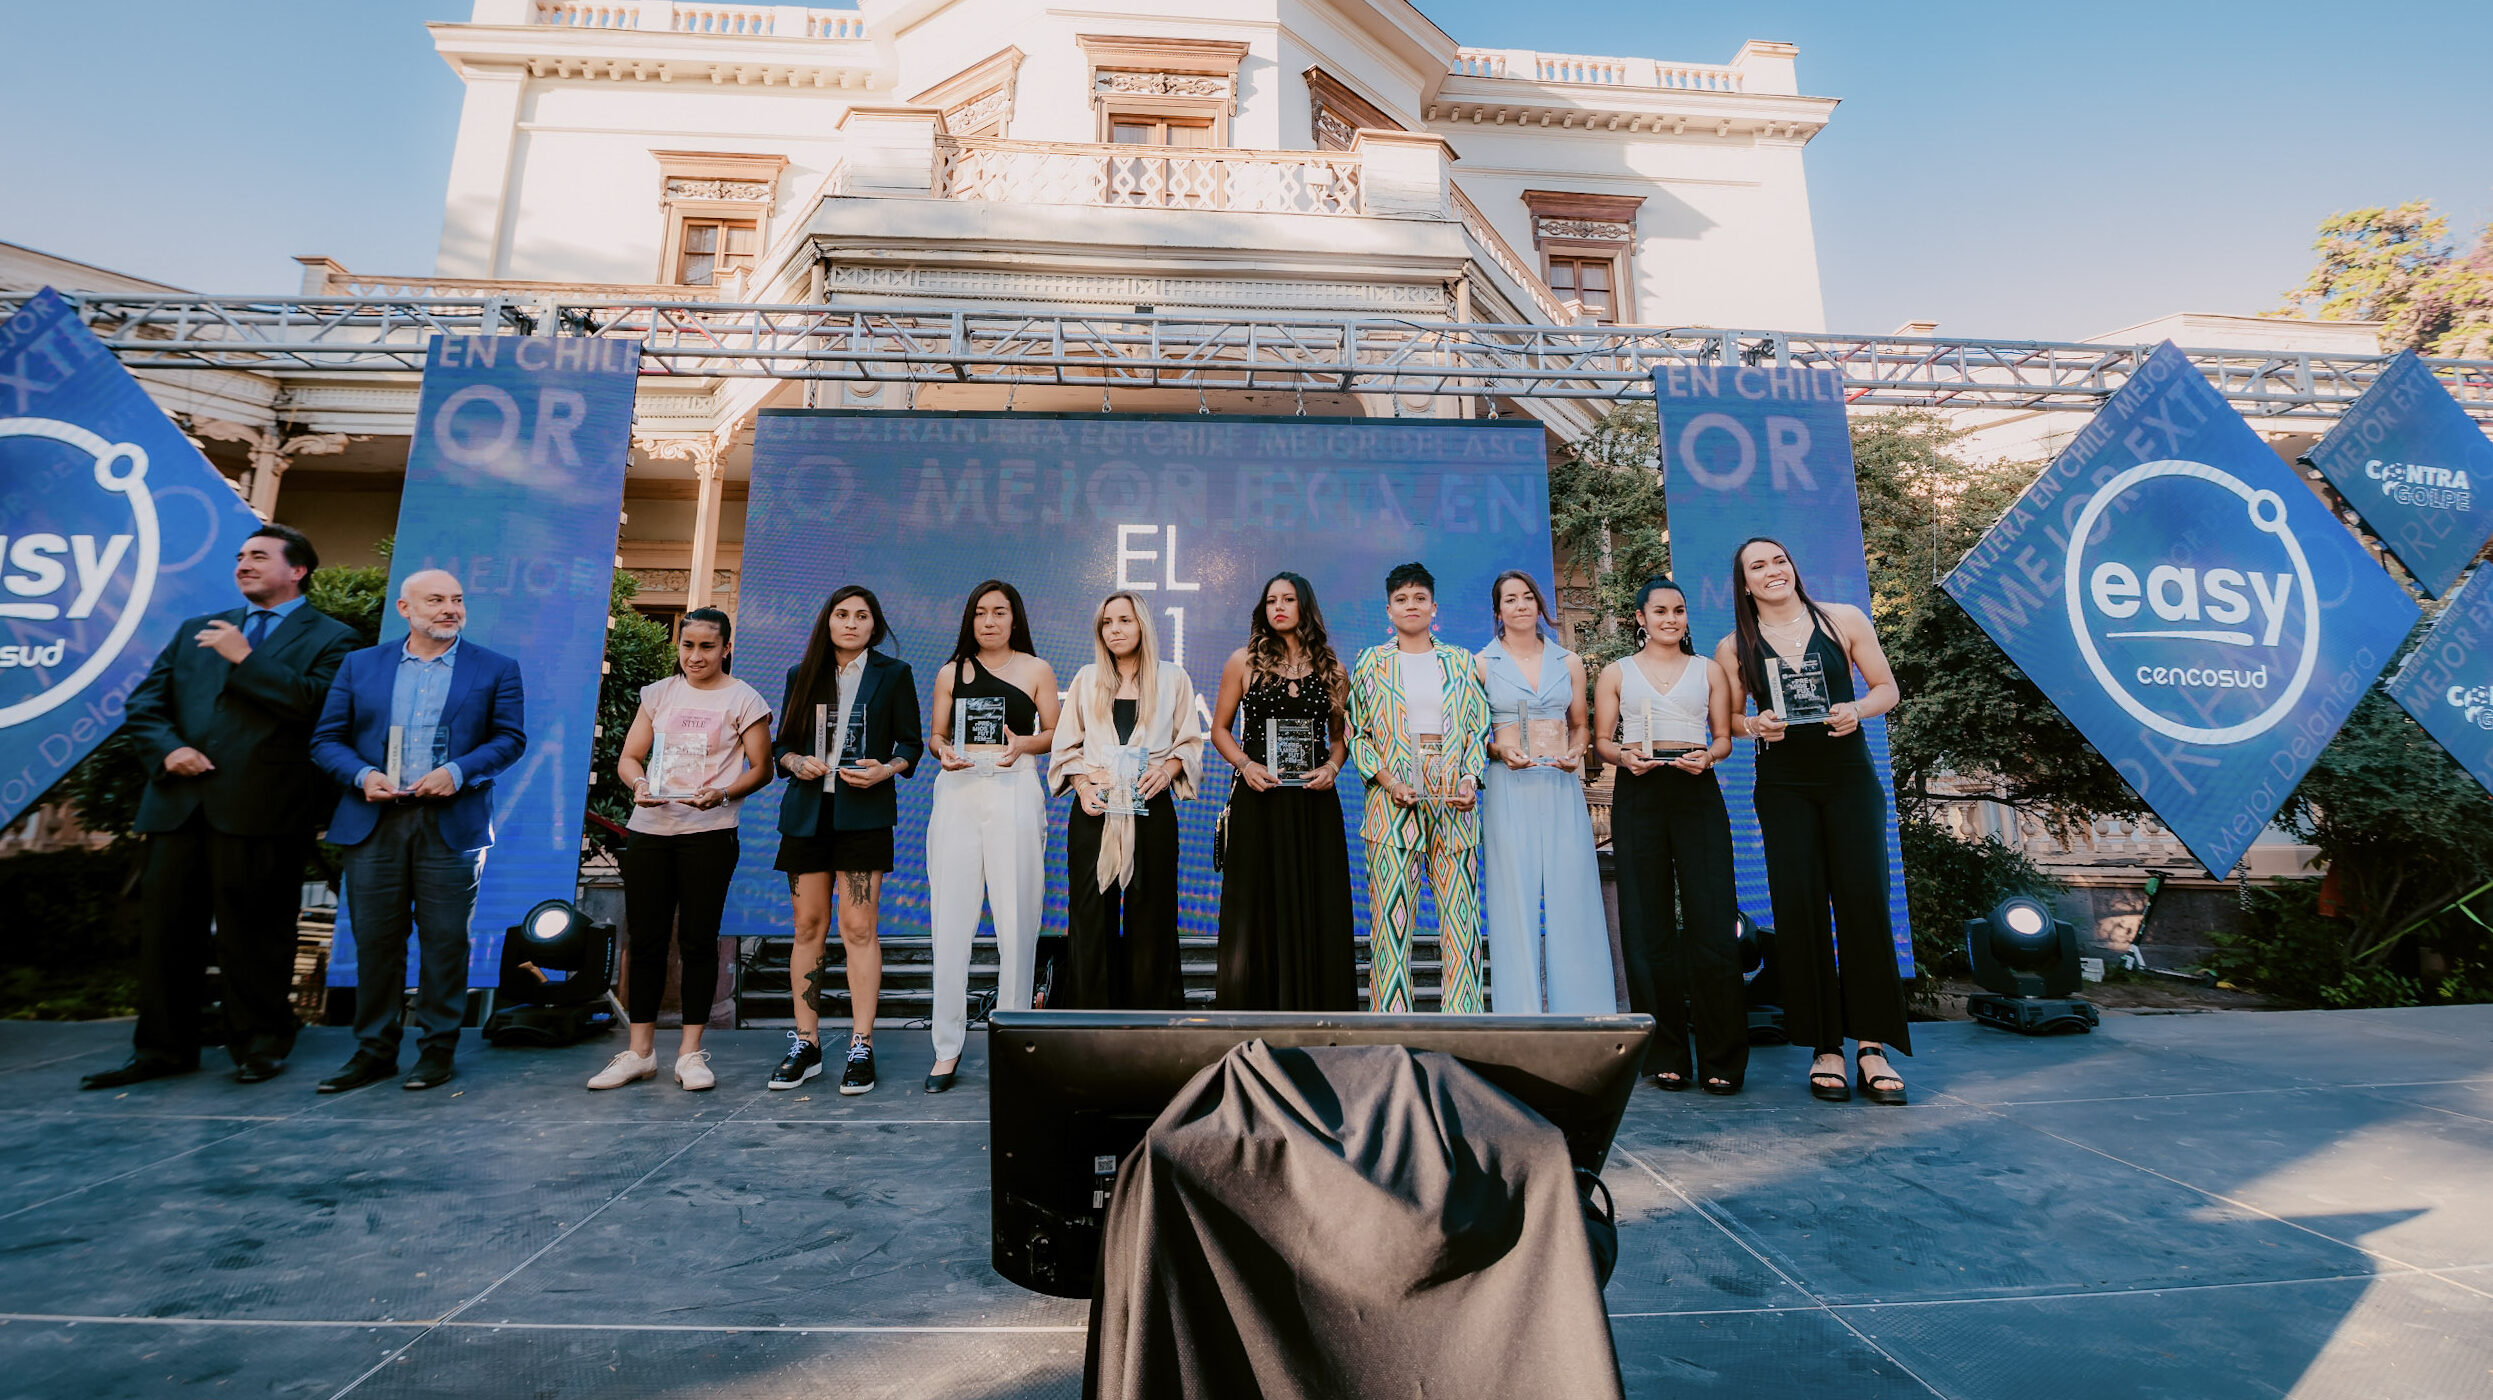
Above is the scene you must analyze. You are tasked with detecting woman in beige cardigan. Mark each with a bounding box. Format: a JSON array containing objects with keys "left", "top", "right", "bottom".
[{"left": 1049, "top": 591, "right": 1205, "bottom": 1011}]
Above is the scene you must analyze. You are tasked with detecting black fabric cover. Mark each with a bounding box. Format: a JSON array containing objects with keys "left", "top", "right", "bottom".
[{"left": 1084, "top": 1041, "right": 1625, "bottom": 1400}]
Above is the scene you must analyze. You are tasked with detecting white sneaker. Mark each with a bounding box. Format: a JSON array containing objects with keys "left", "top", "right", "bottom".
[
  {"left": 674, "top": 1050, "right": 716, "bottom": 1091},
  {"left": 587, "top": 1049, "right": 657, "bottom": 1090}
]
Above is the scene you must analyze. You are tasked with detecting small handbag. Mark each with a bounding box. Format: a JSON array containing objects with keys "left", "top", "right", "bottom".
[{"left": 1212, "top": 777, "right": 1236, "bottom": 872}]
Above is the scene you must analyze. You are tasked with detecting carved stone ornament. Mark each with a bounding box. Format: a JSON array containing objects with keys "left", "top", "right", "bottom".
[
  {"left": 1536, "top": 217, "right": 1635, "bottom": 242},
  {"left": 948, "top": 88, "right": 1011, "bottom": 135},
  {"left": 665, "top": 178, "right": 775, "bottom": 202},
  {"left": 1096, "top": 71, "right": 1228, "bottom": 98},
  {"left": 1311, "top": 103, "right": 1357, "bottom": 153}
]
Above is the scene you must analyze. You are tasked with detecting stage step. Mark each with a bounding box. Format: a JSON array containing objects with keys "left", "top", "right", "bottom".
[{"left": 732, "top": 930, "right": 1456, "bottom": 1022}]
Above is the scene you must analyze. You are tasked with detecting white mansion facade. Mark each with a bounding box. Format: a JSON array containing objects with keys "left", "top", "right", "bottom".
[{"left": 13, "top": 0, "right": 1842, "bottom": 619}]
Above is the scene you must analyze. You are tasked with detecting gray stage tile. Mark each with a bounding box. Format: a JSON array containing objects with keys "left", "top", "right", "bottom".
[
  {"left": 0, "top": 1116, "right": 708, "bottom": 1323},
  {"left": 1842, "top": 1269, "right": 2493, "bottom": 1400},
  {"left": 1607, "top": 1101, "right": 2374, "bottom": 1305},
  {"left": 1597, "top": 1145, "right": 1813, "bottom": 1316},
  {"left": 0, "top": 1320, "right": 421, "bottom": 1400},
  {"left": 1607, "top": 1307, "right": 1936, "bottom": 1398},
  {"left": 0, "top": 1021, "right": 132, "bottom": 1079},
  {"left": 343, "top": 1322, "right": 1084, "bottom": 1399},
  {"left": 2004, "top": 1088, "right": 2493, "bottom": 1270},
  {"left": 2105, "top": 1006, "right": 2493, "bottom": 1088},
  {"left": 470, "top": 1119, "right": 1081, "bottom": 1329},
  {"left": 0, "top": 1113, "right": 272, "bottom": 1218}
]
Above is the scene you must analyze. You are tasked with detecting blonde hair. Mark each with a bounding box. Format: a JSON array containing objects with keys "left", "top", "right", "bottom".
[{"left": 1085, "top": 590, "right": 1160, "bottom": 733}]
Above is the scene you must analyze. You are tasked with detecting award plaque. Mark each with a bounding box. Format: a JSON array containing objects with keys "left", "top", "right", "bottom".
[
  {"left": 1265, "top": 717, "right": 1323, "bottom": 786},
  {"left": 645, "top": 730, "right": 707, "bottom": 800},
  {"left": 1100, "top": 744, "right": 1151, "bottom": 816},
  {"left": 385, "top": 724, "right": 405, "bottom": 790},
  {"left": 1400, "top": 744, "right": 1465, "bottom": 806},
  {"left": 957, "top": 696, "right": 1013, "bottom": 769},
  {"left": 1524, "top": 717, "right": 1570, "bottom": 767},
  {"left": 1767, "top": 652, "right": 1833, "bottom": 726}
]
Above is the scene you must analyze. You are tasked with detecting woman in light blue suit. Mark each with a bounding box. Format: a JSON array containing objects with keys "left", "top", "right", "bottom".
[{"left": 1475, "top": 571, "right": 1614, "bottom": 1013}]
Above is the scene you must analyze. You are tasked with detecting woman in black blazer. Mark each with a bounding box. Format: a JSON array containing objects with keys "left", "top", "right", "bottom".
[{"left": 768, "top": 586, "right": 924, "bottom": 1094}]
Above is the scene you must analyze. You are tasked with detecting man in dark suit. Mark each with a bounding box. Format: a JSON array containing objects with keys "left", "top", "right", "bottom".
[
  {"left": 82, "top": 523, "right": 361, "bottom": 1090},
  {"left": 308, "top": 569, "right": 527, "bottom": 1092}
]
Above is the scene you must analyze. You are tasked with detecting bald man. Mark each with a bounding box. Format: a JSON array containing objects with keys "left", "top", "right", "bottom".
[{"left": 309, "top": 570, "right": 527, "bottom": 1092}]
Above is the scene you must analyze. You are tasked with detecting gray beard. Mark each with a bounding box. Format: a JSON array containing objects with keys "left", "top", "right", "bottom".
[{"left": 417, "top": 623, "right": 463, "bottom": 642}]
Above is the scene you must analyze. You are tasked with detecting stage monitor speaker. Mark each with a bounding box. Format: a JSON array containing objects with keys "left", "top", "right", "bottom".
[{"left": 987, "top": 1010, "right": 1654, "bottom": 1298}]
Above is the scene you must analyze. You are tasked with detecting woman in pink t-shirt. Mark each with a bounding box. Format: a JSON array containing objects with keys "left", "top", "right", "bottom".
[{"left": 592, "top": 608, "right": 774, "bottom": 1092}]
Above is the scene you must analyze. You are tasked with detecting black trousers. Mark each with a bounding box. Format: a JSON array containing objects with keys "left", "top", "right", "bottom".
[
  {"left": 1754, "top": 765, "right": 1911, "bottom": 1056},
  {"left": 1062, "top": 795, "right": 1181, "bottom": 1011},
  {"left": 621, "top": 827, "right": 740, "bottom": 1026},
  {"left": 1610, "top": 766, "right": 1748, "bottom": 1085},
  {"left": 342, "top": 804, "right": 484, "bottom": 1062},
  {"left": 134, "top": 813, "right": 308, "bottom": 1066}
]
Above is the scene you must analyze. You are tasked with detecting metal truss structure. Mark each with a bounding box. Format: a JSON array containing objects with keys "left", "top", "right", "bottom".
[{"left": 16, "top": 290, "right": 2493, "bottom": 421}]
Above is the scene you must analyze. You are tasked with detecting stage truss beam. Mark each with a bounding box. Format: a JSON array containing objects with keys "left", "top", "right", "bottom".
[{"left": 13, "top": 291, "right": 2492, "bottom": 421}]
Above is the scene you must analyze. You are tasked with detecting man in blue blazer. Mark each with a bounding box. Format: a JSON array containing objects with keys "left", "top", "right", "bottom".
[{"left": 309, "top": 569, "right": 527, "bottom": 1092}]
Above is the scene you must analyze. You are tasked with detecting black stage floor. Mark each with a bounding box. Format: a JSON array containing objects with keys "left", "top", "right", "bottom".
[{"left": 3, "top": 1006, "right": 2492, "bottom": 1399}]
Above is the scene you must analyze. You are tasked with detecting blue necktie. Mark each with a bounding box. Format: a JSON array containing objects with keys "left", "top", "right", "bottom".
[{"left": 244, "top": 610, "right": 273, "bottom": 647}]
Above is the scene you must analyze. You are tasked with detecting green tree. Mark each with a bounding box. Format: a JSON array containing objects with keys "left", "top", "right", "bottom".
[
  {"left": 1547, "top": 402, "right": 1669, "bottom": 675},
  {"left": 2276, "top": 200, "right": 2493, "bottom": 359},
  {"left": 588, "top": 573, "right": 676, "bottom": 855}
]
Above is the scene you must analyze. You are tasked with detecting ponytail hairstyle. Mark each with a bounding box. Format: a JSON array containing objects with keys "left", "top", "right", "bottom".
[
  {"left": 1631, "top": 577, "right": 1695, "bottom": 656},
  {"left": 1728, "top": 537, "right": 1833, "bottom": 698},
  {"left": 775, "top": 585, "right": 890, "bottom": 751},
  {"left": 1488, "top": 570, "right": 1555, "bottom": 643},
  {"left": 679, "top": 606, "right": 735, "bottom": 673}
]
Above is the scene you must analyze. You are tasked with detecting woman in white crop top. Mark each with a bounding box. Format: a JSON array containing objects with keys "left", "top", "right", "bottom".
[{"left": 1593, "top": 578, "right": 1747, "bottom": 1094}]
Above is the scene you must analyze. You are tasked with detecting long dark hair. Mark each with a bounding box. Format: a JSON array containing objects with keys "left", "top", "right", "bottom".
[
  {"left": 1632, "top": 577, "right": 1695, "bottom": 656},
  {"left": 949, "top": 579, "right": 1035, "bottom": 671},
  {"left": 1245, "top": 571, "right": 1346, "bottom": 701},
  {"left": 1488, "top": 570, "right": 1555, "bottom": 641},
  {"left": 679, "top": 606, "right": 735, "bottom": 674},
  {"left": 776, "top": 585, "right": 889, "bottom": 750},
  {"left": 1729, "top": 536, "right": 1834, "bottom": 697}
]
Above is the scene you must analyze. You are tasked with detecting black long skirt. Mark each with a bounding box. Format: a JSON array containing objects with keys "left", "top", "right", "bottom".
[{"left": 1215, "top": 782, "right": 1357, "bottom": 1011}]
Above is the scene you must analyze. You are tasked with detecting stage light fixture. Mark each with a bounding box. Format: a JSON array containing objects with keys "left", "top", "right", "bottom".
[
  {"left": 482, "top": 898, "right": 623, "bottom": 1047},
  {"left": 1965, "top": 895, "right": 2101, "bottom": 1035},
  {"left": 1736, "top": 910, "right": 1788, "bottom": 1043}
]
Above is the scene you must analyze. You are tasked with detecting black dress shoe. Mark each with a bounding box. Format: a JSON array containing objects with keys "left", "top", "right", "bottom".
[
  {"left": 233, "top": 1057, "right": 286, "bottom": 1084},
  {"left": 318, "top": 1056, "right": 398, "bottom": 1094},
  {"left": 402, "top": 1054, "right": 456, "bottom": 1091},
  {"left": 79, "top": 1056, "right": 197, "bottom": 1091},
  {"left": 924, "top": 1068, "right": 957, "bottom": 1094}
]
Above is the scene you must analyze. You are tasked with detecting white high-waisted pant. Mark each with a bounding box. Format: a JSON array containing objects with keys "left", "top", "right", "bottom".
[{"left": 927, "top": 763, "right": 1045, "bottom": 1061}]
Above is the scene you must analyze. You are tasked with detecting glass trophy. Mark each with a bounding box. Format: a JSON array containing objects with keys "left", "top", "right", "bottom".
[
  {"left": 815, "top": 703, "right": 833, "bottom": 792},
  {"left": 385, "top": 725, "right": 405, "bottom": 790},
  {"left": 1265, "top": 716, "right": 1322, "bottom": 786},
  {"left": 646, "top": 730, "right": 706, "bottom": 800},
  {"left": 956, "top": 696, "right": 1013, "bottom": 771},
  {"left": 1767, "top": 652, "right": 1833, "bottom": 726},
  {"left": 1524, "top": 717, "right": 1570, "bottom": 767},
  {"left": 1101, "top": 744, "right": 1151, "bottom": 816},
  {"left": 1626, "top": 700, "right": 1690, "bottom": 765},
  {"left": 1400, "top": 744, "right": 1465, "bottom": 806}
]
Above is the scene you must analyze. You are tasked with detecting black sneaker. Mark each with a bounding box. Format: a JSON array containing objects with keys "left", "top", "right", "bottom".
[
  {"left": 769, "top": 1036, "right": 822, "bottom": 1090},
  {"left": 838, "top": 1039, "right": 876, "bottom": 1096}
]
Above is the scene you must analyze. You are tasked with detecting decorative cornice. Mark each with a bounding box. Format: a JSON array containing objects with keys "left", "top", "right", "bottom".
[
  {"left": 664, "top": 177, "right": 774, "bottom": 201},
  {"left": 821, "top": 263, "right": 1450, "bottom": 316},
  {"left": 1074, "top": 34, "right": 1250, "bottom": 76},
  {"left": 1537, "top": 218, "right": 1634, "bottom": 242}
]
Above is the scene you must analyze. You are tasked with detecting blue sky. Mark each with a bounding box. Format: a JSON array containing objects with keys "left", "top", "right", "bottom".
[{"left": 4, "top": 1, "right": 2488, "bottom": 340}]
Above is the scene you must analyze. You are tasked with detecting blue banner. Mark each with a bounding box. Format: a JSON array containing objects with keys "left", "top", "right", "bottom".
[
  {"left": 330, "top": 334, "right": 641, "bottom": 986},
  {"left": 725, "top": 412, "right": 1553, "bottom": 962},
  {"left": 1651, "top": 363, "right": 1915, "bottom": 973},
  {"left": 1945, "top": 342, "right": 2419, "bottom": 878},
  {"left": 2303, "top": 350, "right": 2493, "bottom": 599},
  {"left": 0, "top": 288, "right": 269, "bottom": 829},
  {"left": 2387, "top": 567, "right": 2493, "bottom": 799}
]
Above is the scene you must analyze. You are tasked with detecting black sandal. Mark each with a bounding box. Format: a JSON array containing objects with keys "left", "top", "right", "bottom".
[
  {"left": 1652, "top": 1071, "right": 1690, "bottom": 1092},
  {"left": 1701, "top": 1076, "right": 1740, "bottom": 1097},
  {"left": 1855, "top": 1047, "right": 1907, "bottom": 1106},
  {"left": 1808, "top": 1057, "right": 1851, "bottom": 1103}
]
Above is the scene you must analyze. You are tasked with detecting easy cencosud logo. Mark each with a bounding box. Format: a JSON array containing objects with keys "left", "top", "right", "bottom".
[
  {"left": 0, "top": 418, "right": 157, "bottom": 725},
  {"left": 1944, "top": 341, "right": 2420, "bottom": 879}
]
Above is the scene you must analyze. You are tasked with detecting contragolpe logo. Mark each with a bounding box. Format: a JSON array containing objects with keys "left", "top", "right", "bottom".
[
  {"left": 0, "top": 418, "right": 157, "bottom": 728},
  {"left": 2446, "top": 683, "right": 2493, "bottom": 731},
  {"left": 2062, "top": 459, "right": 2319, "bottom": 745},
  {"left": 2366, "top": 458, "right": 2471, "bottom": 512}
]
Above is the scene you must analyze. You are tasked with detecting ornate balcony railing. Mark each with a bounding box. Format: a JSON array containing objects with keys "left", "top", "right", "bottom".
[
  {"left": 531, "top": 2, "right": 866, "bottom": 39},
  {"left": 1452, "top": 47, "right": 1742, "bottom": 91},
  {"left": 935, "top": 138, "right": 1362, "bottom": 216},
  {"left": 1450, "top": 185, "right": 1577, "bottom": 326}
]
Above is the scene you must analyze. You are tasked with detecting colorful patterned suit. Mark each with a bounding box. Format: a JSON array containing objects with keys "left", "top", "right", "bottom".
[{"left": 1347, "top": 639, "right": 1493, "bottom": 1013}]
